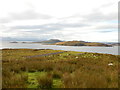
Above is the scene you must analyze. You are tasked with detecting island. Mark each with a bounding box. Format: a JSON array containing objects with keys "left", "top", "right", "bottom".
[
  {"left": 10, "top": 41, "right": 18, "bottom": 43},
  {"left": 9, "top": 39, "right": 119, "bottom": 47},
  {"left": 35, "top": 39, "right": 112, "bottom": 47},
  {"left": 54, "top": 41, "right": 112, "bottom": 47}
]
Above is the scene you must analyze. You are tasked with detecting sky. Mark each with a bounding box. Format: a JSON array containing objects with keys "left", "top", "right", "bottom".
[{"left": 0, "top": 0, "right": 119, "bottom": 42}]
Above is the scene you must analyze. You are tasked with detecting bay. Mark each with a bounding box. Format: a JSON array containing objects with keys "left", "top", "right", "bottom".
[{"left": 0, "top": 41, "right": 119, "bottom": 55}]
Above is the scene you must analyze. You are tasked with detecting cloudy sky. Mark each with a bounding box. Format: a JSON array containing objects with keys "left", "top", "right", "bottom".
[{"left": 0, "top": 0, "right": 118, "bottom": 42}]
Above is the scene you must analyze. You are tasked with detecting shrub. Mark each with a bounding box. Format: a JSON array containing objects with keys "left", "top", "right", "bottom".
[
  {"left": 52, "top": 70, "right": 62, "bottom": 79},
  {"left": 37, "top": 73, "right": 53, "bottom": 88},
  {"left": 2, "top": 73, "right": 28, "bottom": 88},
  {"left": 62, "top": 70, "right": 117, "bottom": 88}
]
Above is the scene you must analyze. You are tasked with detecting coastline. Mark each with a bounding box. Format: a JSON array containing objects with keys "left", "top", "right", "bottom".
[{"left": 1, "top": 48, "right": 119, "bottom": 56}]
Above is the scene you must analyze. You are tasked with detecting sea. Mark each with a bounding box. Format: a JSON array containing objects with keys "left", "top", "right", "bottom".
[{"left": 0, "top": 41, "right": 119, "bottom": 55}]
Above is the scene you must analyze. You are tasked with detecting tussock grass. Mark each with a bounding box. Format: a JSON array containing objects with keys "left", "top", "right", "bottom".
[
  {"left": 37, "top": 72, "right": 53, "bottom": 88},
  {"left": 2, "top": 49, "right": 119, "bottom": 88}
]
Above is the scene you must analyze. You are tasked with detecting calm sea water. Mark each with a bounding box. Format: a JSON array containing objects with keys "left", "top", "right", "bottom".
[{"left": 0, "top": 41, "right": 119, "bottom": 55}]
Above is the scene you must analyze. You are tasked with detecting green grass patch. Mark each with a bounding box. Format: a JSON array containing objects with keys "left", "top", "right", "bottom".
[{"left": 27, "top": 72, "right": 46, "bottom": 88}]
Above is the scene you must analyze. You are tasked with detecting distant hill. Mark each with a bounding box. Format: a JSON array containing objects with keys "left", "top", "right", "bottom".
[
  {"left": 111, "top": 43, "right": 120, "bottom": 46},
  {"left": 40, "top": 39, "right": 63, "bottom": 44},
  {"left": 54, "top": 41, "right": 112, "bottom": 47}
]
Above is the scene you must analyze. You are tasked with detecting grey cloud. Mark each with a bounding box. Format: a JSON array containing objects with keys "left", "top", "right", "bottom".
[
  {"left": 0, "top": 18, "right": 11, "bottom": 23},
  {"left": 97, "top": 30, "right": 117, "bottom": 33},
  {"left": 101, "top": 2, "right": 114, "bottom": 7},
  {"left": 84, "top": 11, "right": 117, "bottom": 22},
  {"left": 2, "top": 29, "right": 63, "bottom": 41},
  {"left": 51, "top": 23, "right": 87, "bottom": 28},
  {"left": 59, "top": 10, "right": 117, "bottom": 32},
  {"left": 11, "top": 22, "right": 89, "bottom": 31},
  {"left": 61, "top": 9, "right": 117, "bottom": 23},
  {"left": 11, "top": 25, "right": 62, "bottom": 33},
  {"left": 1, "top": 36, "right": 45, "bottom": 41},
  {"left": 0, "top": 10, "right": 52, "bottom": 24},
  {"left": 3, "top": 22, "right": 88, "bottom": 40},
  {"left": 10, "top": 10, "right": 52, "bottom": 20},
  {"left": 95, "top": 24, "right": 117, "bottom": 29}
]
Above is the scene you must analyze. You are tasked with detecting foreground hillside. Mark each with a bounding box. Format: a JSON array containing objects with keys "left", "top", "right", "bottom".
[{"left": 2, "top": 49, "right": 119, "bottom": 88}]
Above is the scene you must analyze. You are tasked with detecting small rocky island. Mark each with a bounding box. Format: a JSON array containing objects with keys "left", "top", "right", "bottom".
[{"left": 10, "top": 41, "right": 18, "bottom": 43}]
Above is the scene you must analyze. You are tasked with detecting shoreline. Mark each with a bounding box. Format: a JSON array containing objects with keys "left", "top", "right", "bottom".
[{"left": 1, "top": 48, "right": 119, "bottom": 56}]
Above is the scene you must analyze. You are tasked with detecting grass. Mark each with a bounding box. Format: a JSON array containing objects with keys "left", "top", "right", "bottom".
[
  {"left": 2, "top": 49, "right": 119, "bottom": 88},
  {"left": 37, "top": 72, "right": 53, "bottom": 88}
]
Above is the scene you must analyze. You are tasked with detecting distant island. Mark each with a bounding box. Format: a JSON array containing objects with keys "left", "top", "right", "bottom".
[
  {"left": 54, "top": 41, "right": 111, "bottom": 47},
  {"left": 31, "top": 39, "right": 116, "bottom": 47},
  {"left": 37, "top": 39, "right": 63, "bottom": 44},
  {"left": 9, "top": 39, "right": 120, "bottom": 47},
  {"left": 10, "top": 41, "right": 18, "bottom": 43}
]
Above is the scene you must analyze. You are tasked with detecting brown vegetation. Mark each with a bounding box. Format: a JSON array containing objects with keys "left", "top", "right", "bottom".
[{"left": 2, "top": 49, "right": 119, "bottom": 88}]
